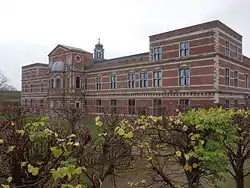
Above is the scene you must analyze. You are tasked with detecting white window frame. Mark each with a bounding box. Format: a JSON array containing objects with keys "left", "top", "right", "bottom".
[
  {"left": 180, "top": 41, "right": 189, "bottom": 57},
  {"left": 128, "top": 73, "right": 136, "bottom": 88},
  {"left": 153, "top": 70, "right": 163, "bottom": 87},
  {"left": 225, "top": 41, "right": 230, "bottom": 57},
  {"left": 96, "top": 76, "right": 102, "bottom": 90},
  {"left": 234, "top": 70, "right": 238, "bottom": 87},
  {"left": 225, "top": 68, "right": 230, "bottom": 86},
  {"left": 140, "top": 72, "right": 148, "bottom": 88},
  {"left": 152, "top": 47, "right": 162, "bottom": 61},
  {"left": 179, "top": 67, "right": 190, "bottom": 87},
  {"left": 110, "top": 75, "right": 117, "bottom": 89}
]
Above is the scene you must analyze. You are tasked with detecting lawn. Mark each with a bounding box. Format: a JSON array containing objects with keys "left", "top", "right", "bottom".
[{"left": 0, "top": 91, "right": 21, "bottom": 102}]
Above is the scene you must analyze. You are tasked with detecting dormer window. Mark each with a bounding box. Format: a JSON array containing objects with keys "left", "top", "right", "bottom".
[{"left": 152, "top": 47, "right": 162, "bottom": 61}]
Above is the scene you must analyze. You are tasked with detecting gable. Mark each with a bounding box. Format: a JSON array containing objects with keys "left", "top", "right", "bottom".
[{"left": 48, "top": 45, "right": 69, "bottom": 57}]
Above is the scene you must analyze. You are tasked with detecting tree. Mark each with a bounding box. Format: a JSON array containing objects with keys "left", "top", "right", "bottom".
[
  {"left": 76, "top": 114, "right": 135, "bottom": 188},
  {"left": 226, "top": 109, "right": 250, "bottom": 188},
  {"left": 0, "top": 71, "right": 8, "bottom": 90},
  {"left": 0, "top": 71, "right": 17, "bottom": 91},
  {"left": 0, "top": 106, "right": 89, "bottom": 188},
  {"left": 113, "top": 108, "right": 238, "bottom": 187}
]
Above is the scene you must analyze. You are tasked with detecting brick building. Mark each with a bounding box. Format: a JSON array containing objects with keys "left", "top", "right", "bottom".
[{"left": 21, "top": 20, "right": 250, "bottom": 118}]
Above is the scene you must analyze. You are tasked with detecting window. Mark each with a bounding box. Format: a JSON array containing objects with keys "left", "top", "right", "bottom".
[
  {"left": 30, "top": 99, "right": 33, "bottom": 106},
  {"left": 179, "top": 68, "right": 190, "bottom": 86},
  {"left": 140, "top": 72, "right": 148, "bottom": 88},
  {"left": 25, "top": 99, "right": 28, "bottom": 107},
  {"left": 225, "top": 68, "right": 230, "bottom": 86},
  {"left": 30, "top": 84, "right": 33, "bottom": 92},
  {"left": 111, "top": 99, "right": 117, "bottom": 113},
  {"left": 226, "top": 41, "right": 230, "bottom": 56},
  {"left": 180, "top": 41, "right": 189, "bottom": 57},
  {"left": 110, "top": 75, "right": 117, "bottom": 89},
  {"left": 235, "top": 45, "right": 238, "bottom": 58},
  {"left": 128, "top": 99, "right": 136, "bottom": 115},
  {"left": 234, "top": 100, "right": 238, "bottom": 109},
  {"left": 246, "top": 74, "right": 248, "bottom": 88},
  {"left": 76, "top": 102, "right": 80, "bottom": 108},
  {"left": 152, "top": 47, "right": 162, "bottom": 61},
  {"left": 225, "top": 100, "right": 230, "bottom": 109},
  {"left": 84, "top": 78, "right": 87, "bottom": 90},
  {"left": 41, "top": 83, "right": 43, "bottom": 92},
  {"left": 153, "top": 71, "right": 162, "bottom": 87},
  {"left": 67, "top": 78, "right": 70, "bottom": 88},
  {"left": 128, "top": 73, "right": 136, "bottom": 88},
  {"left": 153, "top": 99, "right": 162, "bottom": 116},
  {"left": 96, "top": 99, "right": 103, "bottom": 113},
  {"left": 180, "top": 99, "right": 189, "bottom": 111},
  {"left": 76, "top": 76, "right": 81, "bottom": 88},
  {"left": 40, "top": 99, "right": 44, "bottom": 107},
  {"left": 96, "top": 77, "right": 101, "bottom": 90},
  {"left": 51, "top": 79, "right": 54, "bottom": 89},
  {"left": 25, "top": 85, "right": 28, "bottom": 92},
  {"left": 55, "top": 78, "right": 61, "bottom": 88},
  {"left": 234, "top": 71, "right": 238, "bottom": 87}
]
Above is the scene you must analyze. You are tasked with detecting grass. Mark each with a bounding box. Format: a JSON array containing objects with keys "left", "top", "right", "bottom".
[{"left": 0, "top": 91, "right": 21, "bottom": 102}]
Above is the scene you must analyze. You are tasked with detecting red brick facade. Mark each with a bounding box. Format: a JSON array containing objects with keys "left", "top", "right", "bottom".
[{"left": 21, "top": 20, "right": 250, "bottom": 118}]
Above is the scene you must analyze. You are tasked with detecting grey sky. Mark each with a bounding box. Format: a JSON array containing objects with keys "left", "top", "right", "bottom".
[{"left": 0, "top": 0, "right": 249, "bottom": 90}]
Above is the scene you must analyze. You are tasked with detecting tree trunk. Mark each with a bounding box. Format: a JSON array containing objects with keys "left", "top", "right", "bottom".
[
  {"left": 185, "top": 171, "right": 199, "bottom": 188},
  {"left": 235, "top": 169, "right": 244, "bottom": 188}
]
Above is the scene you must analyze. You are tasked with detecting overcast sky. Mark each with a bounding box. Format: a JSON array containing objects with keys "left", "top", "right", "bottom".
[{"left": 0, "top": 0, "right": 249, "bottom": 90}]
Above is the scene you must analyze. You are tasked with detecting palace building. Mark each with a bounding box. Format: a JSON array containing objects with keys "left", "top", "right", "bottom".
[{"left": 21, "top": 20, "right": 250, "bottom": 118}]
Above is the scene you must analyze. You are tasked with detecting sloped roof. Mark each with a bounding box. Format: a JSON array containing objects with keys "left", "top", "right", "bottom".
[
  {"left": 60, "top": 45, "right": 92, "bottom": 54},
  {"left": 48, "top": 44, "right": 92, "bottom": 56}
]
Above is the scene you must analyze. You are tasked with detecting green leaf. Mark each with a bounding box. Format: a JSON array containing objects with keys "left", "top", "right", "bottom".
[
  {"left": 21, "top": 162, "right": 27, "bottom": 167},
  {"left": 183, "top": 125, "right": 188, "bottom": 131},
  {"left": 124, "top": 131, "right": 133, "bottom": 139},
  {"left": 96, "top": 121, "right": 103, "bottom": 127},
  {"left": 16, "top": 130, "right": 25, "bottom": 136},
  {"left": 67, "top": 134, "right": 76, "bottom": 138},
  {"left": 176, "top": 151, "right": 182, "bottom": 157},
  {"left": 7, "top": 146, "right": 15, "bottom": 153},
  {"left": 184, "top": 154, "right": 190, "bottom": 161},
  {"left": 0, "top": 139, "right": 4, "bottom": 144},
  {"left": 61, "top": 184, "right": 75, "bottom": 188},
  {"left": 7, "top": 177, "right": 12, "bottom": 183},
  {"left": 50, "top": 147, "right": 63, "bottom": 158},
  {"left": 74, "top": 167, "right": 82, "bottom": 175},
  {"left": 117, "top": 128, "right": 125, "bottom": 136},
  {"left": 1, "top": 185, "right": 10, "bottom": 188},
  {"left": 28, "top": 164, "right": 39, "bottom": 176}
]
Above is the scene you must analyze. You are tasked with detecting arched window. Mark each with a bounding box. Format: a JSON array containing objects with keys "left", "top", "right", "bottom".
[
  {"left": 55, "top": 78, "right": 61, "bottom": 88},
  {"left": 51, "top": 79, "right": 54, "bottom": 88},
  {"left": 76, "top": 76, "right": 81, "bottom": 88}
]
